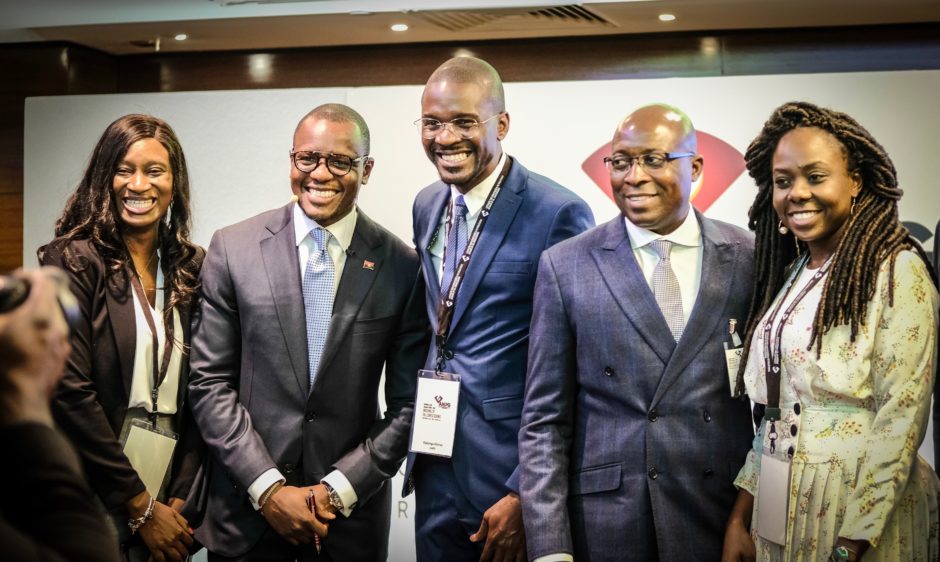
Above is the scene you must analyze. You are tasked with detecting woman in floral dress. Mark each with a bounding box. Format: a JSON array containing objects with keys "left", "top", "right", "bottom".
[{"left": 721, "top": 101, "right": 939, "bottom": 562}]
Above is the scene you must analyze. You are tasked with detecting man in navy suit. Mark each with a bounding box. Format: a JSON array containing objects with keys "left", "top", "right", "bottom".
[
  {"left": 404, "top": 56, "right": 594, "bottom": 562},
  {"left": 519, "top": 104, "right": 755, "bottom": 561}
]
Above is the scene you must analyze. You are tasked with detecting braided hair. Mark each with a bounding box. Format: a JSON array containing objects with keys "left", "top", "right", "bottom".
[
  {"left": 735, "top": 101, "right": 934, "bottom": 395},
  {"left": 38, "top": 114, "right": 201, "bottom": 313}
]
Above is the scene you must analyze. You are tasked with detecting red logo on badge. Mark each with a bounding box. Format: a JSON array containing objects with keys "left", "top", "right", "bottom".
[
  {"left": 581, "top": 131, "right": 745, "bottom": 213},
  {"left": 434, "top": 395, "right": 451, "bottom": 409}
]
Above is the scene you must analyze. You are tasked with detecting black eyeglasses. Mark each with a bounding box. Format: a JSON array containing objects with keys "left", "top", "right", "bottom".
[
  {"left": 413, "top": 114, "right": 502, "bottom": 139},
  {"left": 603, "top": 152, "right": 695, "bottom": 173},
  {"left": 290, "top": 150, "right": 369, "bottom": 177}
]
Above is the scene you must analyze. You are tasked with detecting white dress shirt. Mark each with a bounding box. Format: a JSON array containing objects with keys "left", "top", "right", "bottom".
[
  {"left": 247, "top": 203, "right": 358, "bottom": 516},
  {"left": 429, "top": 152, "right": 508, "bottom": 285},
  {"left": 127, "top": 256, "right": 183, "bottom": 414},
  {"left": 624, "top": 205, "right": 703, "bottom": 325}
]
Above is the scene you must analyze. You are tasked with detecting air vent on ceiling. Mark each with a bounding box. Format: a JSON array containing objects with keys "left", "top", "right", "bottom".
[{"left": 412, "top": 4, "right": 616, "bottom": 33}]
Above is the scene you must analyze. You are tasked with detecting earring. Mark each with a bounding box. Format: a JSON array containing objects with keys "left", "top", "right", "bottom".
[
  {"left": 778, "top": 220, "right": 789, "bottom": 235},
  {"left": 850, "top": 197, "right": 856, "bottom": 215}
]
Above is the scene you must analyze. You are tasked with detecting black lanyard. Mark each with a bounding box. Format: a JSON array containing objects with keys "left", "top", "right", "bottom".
[
  {"left": 433, "top": 157, "right": 512, "bottom": 370},
  {"left": 761, "top": 254, "right": 831, "bottom": 451},
  {"left": 129, "top": 260, "right": 175, "bottom": 427}
]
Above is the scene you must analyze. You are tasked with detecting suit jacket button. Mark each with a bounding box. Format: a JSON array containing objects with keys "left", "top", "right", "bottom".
[
  {"left": 703, "top": 410, "right": 712, "bottom": 422},
  {"left": 305, "top": 411, "right": 317, "bottom": 422},
  {"left": 283, "top": 463, "right": 294, "bottom": 474},
  {"left": 443, "top": 349, "right": 455, "bottom": 360},
  {"left": 703, "top": 468, "right": 714, "bottom": 478},
  {"left": 648, "top": 409, "right": 658, "bottom": 422},
  {"left": 648, "top": 467, "right": 658, "bottom": 479},
  {"left": 604, "top": 366, "right": 614, "bottom": 376}
]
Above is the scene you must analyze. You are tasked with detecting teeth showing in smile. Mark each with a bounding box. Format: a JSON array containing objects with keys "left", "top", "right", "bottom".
[
  {"left": 790, "top": 211, "right": 819, "bottom": 220},
  {"left": 307, "top": 188, "right": 338, "bottom": 199},
  {"left": 627, "top": 195, "right": 654, "bottom": 201},
  {"left": 124, "top": 199, "right": 154, "bottom": 208},
  {"left": 439, "top": 153, "right": 469, "bottom": 163}
]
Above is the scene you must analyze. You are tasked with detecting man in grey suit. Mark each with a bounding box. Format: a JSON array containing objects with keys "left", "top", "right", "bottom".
[
  {"left": 188, "top": 104, "right": 428, "bottom": 561},
  {"left": 519, "top": 104, "right": 755, "bottom": 561}
]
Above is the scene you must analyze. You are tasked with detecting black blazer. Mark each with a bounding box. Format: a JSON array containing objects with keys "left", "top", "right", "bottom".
[{"left": 40, "top": 237, "right": 205, "bottom": 511}]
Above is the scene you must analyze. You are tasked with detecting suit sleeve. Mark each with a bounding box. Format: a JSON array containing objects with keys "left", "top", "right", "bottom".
[
  {"left": 0, "top": 423, "right": 121, "bottom": 562},
  {"left": 504, "top": 197, "right": 594, "bottom": 493},
  {"left": 518, "top": 250, "right": 577, "bottom": 557},
  {"left": 332, "top": 261, "right": 430, "bottom": 504},
  {"left": 188, "top": 229, "right": 278, "bottom": 489},
  {"left": 168, "top": 247, "right": 207, "bottom": 502},
  {"left": 39, "top": 241, "right": 146, "bottom": 510}
]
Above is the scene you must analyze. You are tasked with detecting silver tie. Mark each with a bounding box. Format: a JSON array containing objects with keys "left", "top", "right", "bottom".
[{"left": 649, "top": 239, "right": 684, "bottom": 341}]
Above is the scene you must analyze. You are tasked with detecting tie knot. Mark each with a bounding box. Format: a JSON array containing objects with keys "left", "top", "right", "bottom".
[
  {"left": 649, "top": 239, "right": 673, "bottom": 260},
  {"left": 453, "top": 195, "right": 468, "bottom": 218},
  {"left": 311, "top": 227, "right": 331, "bottom": 253}
]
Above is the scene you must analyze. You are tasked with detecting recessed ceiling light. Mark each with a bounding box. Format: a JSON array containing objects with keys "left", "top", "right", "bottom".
[
  {"left": 658, "top": 13, "right": 676, "bottom": 22},
  {"left": 390, "top": 23, "right": 409, "bottom": 32},
  {"left": 174, "top": 33, "right": 188, "bottom": 41}
]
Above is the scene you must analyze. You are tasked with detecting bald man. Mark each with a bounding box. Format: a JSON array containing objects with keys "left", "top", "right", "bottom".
[
  {"left": 518, "top": 104, "right": 755, "bottom": 561},
  {"left": 404, "top": 57, "right": 594, "bottom": 561}
]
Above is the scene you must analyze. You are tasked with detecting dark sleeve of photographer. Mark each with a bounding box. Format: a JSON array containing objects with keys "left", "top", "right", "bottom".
[{"left": 0, "top": 267, "right": 120, "bottom": 562}]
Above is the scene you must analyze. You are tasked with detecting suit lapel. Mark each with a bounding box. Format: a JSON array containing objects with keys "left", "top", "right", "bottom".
[
  {"left": 651, "top": 212, "right": 736, "bottom": 406},
  {"left": 447, "top": 159, "right": 523, "bottom": 334},
  {"left": 260, "top": 204, "right": 309, "bottom": 395},
  {"left": 106, "top": 276, "right": 136, "bottom": 395},
  {"left": 418, "top": 187, "right": 449, "bottom": 333},
  {"left": 591, "top": 218, "right": 676, "bottom": 365},
  {"left": 313, "top": 210, "right": 383, "bottom": 391}
]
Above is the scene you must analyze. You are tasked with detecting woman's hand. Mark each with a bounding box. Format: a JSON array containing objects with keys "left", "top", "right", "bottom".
[
  {"left": 722, "top": 489, "right": 756, "bottom": 562},
  {"left": 138, "top": 500, "right": 193, "bottom": 562}
]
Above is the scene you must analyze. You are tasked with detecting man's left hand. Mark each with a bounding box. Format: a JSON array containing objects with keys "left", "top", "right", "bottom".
[
  {"left": 469, "top": 492, "right": 526, "bottom": 562},
  {"left": 310, "top": 483, "right": 338, "bottom": 521}
]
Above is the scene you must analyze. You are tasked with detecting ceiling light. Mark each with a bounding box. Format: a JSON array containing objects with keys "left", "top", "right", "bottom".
[
  {"left": 390, "top": 23, "right": 409, "bottom": 32},
  {"left": 174, "top": 33, "right": 188, "bottom": 41},
  {"left": 658, "top": 13, "right": 676, "bottom": 22}
]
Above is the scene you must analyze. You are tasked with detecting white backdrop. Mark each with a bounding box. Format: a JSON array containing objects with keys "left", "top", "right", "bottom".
[{"left": 24, "top": 70, "right": 940, "bottom": 561}]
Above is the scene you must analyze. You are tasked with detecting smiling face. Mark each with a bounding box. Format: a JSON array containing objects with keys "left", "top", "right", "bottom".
[
  {"left": 420, "top": 79, "right": 509, "bottom": 193},
  {"left": 290, "top": 116, "right": 373, "bottom": 226},
  {"left": 771, "top": 127, "right": 861, "bottom": 265},
  {"left": 609, "top": 106, "right": 703, "bottom": 235},
  {"left": 111, "top": 138, "right": 173, "bottom": 235}
]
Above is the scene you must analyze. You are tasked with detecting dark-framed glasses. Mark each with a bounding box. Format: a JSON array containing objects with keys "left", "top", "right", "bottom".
[
  {"left": 603, "top": 152, "right": 695, "bottom": 173},
  {"left": 290, "top": 150, "right": 369, "bottom": 177},
  {"left": 414, "top": 114, "right": 502, "bottom": 139}
]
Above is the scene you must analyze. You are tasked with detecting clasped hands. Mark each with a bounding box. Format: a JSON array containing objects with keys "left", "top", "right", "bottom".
[{"left": 261, "top": 484, "right": 336, "bottom": 545}]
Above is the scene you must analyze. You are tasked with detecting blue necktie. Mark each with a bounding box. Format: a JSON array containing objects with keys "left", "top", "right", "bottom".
[
  {"left": 302, "top": 227, "right": 335, "bottom": 388},
  {"left": 440, "top": 195, "right": 468, "bottom": 293}
]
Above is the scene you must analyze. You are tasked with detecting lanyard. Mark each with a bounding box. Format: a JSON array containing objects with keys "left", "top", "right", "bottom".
[
  {"left": 433, "top": 157, "right": 512, "bottom": 370},
  {"left": 128, "top": 261, "right": 176, "bottom": 427},
  {"left": 761, "top": 254, "right": 831, "bottom": 451}
]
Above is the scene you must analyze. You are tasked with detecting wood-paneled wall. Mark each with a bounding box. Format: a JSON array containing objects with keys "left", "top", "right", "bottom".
[{"left": 3, "top": 23, "right": 939, "bottom": 272}]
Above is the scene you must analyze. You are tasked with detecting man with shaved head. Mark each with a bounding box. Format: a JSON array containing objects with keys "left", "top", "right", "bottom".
[
  {"left": 519, "top": 104, "right": 755, "bottom": 561},
  {"left": 189, "top": 103, "right": 428, "bottom": 561},
  {"left": 405, "top": 56, "right": 594, "bottom": 561}
]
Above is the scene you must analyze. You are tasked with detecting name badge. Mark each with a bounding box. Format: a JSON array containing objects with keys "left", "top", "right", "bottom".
[
  {"left": 756, "top": 452, "right": 790, "bottom": 546},
  {"left": 123, "top": 418, "right": 178, "bottom": 497},
  {"left": 409, "top": 369, "right": 461, "bottom": 458},
  {"left": 724, "top": 318, "right": 744, "bottom": 396}
]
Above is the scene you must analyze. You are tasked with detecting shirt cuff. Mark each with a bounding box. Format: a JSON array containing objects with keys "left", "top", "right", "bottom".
[
  {"left": 247, "top": 468, "right": 285, "bottom": 511},
  {"left": 321, "top": 470, "right": 357, "bottom": 517},
  {"left": 534, "top": 554, "right": 574, "bottom": 562}
]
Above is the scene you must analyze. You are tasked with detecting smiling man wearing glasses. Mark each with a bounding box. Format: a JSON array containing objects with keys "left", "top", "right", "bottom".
[
  {"left": 189, "top": 103, "right": 429, "bottom": 562},
  {"left": 404, "top": 56, "right": 594, "bottom": 562},
  {"left": 518, "top": 103, "right": 756, "bottom": 561}
]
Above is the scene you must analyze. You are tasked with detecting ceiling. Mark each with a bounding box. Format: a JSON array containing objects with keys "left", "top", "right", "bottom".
[{"left": 2, "top": 0, "right": 939, "bottom": 55}]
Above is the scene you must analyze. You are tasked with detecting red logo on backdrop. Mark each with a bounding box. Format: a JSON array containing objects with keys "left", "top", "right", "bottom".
[{"left": 581, "top": 131, "right": 745, "bottom": 213}]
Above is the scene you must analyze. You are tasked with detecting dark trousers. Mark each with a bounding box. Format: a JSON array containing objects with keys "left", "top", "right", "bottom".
[
  {"left": 206, "top": 525, "right": 332, "bottom": 562},
  {"left": 413, "top": 455, "right": 485, "bottom": 562}
]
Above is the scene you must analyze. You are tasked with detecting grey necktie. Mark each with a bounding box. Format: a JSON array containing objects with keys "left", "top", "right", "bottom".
[{"left": 649, "top": 239, "right": 684, "bottom": 341}]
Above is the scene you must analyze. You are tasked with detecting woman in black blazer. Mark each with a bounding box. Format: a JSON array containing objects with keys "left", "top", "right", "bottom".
[{"left": 38, "top": 114, "right": 204, "bottom": 562}]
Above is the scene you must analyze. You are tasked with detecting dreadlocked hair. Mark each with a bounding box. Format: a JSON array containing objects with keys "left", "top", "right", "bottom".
[
  {"left": 733, "top": 101, "right": 934, "bottom": 396},
  {"left": 37, "top": 114, "right": 201, "bottom": 315}
]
